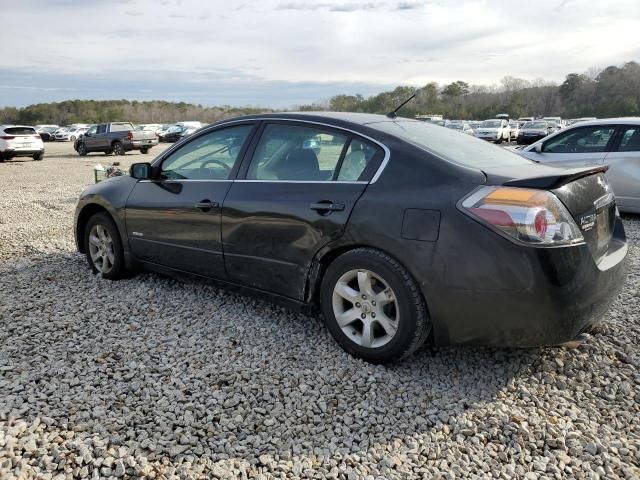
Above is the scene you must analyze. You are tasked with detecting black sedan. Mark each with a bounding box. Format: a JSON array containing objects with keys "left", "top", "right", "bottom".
[
  {"left": 73, "top": 112, "right": 628, "bottom": 363},
  {"left": 517, "top": 120, "right": 556, "bottom": 145}
]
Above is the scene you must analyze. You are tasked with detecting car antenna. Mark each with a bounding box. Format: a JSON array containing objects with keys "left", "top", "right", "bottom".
[{"left": 386, "top": 92, "right": 417, "bottom": 119}]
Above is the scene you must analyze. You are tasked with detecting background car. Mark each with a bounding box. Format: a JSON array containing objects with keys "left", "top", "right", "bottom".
[
  {"left": 516, "top": 121, "right": 555, "bottom": 145},
  {"left": 508, "top": 121, "right": 520, "bottom": 140},
  {"left": 179, "top": 126, "right": 199, "bottom": 140},
  {"left": 446, "top": 122, "right": 474, "bottom": 135},
  {"left": 518, "top": 118, "right": 640, "bottom": 213},
  {"left": 36, "top": 126, "right": 58, "bottom": 142},
  {"left": 160, "top": 125, "right": 185, "bottom": 143},
  {"left": 73, "top": 112, "right": 628, "bottom": 364},
  {"left": 0, "top": 125, "right": 45, "bottom": 162},
  {"left": 474, "top": 119, "right": 510, "bottom": 143},
  {"left": 55, "top": 126, "right": 88, "bottom": 142}
]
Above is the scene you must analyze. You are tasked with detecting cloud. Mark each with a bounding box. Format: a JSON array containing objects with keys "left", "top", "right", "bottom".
[{"left": 1, "top": 0, "right": 639, "bottom": 107}]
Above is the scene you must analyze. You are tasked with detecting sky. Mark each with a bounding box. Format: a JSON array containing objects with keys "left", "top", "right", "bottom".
[{"left": 1, "top": 0, "right": 639, "bottom": 108}]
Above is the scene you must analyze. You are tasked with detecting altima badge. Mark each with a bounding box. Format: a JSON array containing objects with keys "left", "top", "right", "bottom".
[{"left": 580, "top": 214, "right": 596, "bottom": 231}]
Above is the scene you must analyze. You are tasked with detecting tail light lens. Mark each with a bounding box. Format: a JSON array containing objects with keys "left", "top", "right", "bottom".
[
  {"left": 461, "top": 186, "right": 583, "bottom": 246},
  {"left": 127, "top": 131, "right": 133, "bottom": 141},
  {"left": 1, "top": 135, "right": 15, "bottom": 140}
]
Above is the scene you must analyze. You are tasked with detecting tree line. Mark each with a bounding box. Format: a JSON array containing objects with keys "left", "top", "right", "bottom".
[
  {"left": 0, "top": 62, "right": 638, "bottom": 125},
  {"left": 300, "top": 61, "right": 640, "bottom": 120},
  {"left": 0, "top": 99, "right": 270, "bottom": 126}
]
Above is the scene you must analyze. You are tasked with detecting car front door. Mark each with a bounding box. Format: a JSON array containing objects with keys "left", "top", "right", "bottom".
[
  {"left": 522, "top": 125, "right": 616, "bottom": 167},
  {"left": 83, "top": 125, "right": 99, "bottom": 149},
  {"left": 604, "top": 126, "right": 640, "bottom": 212},
  {"left": 125, "top": 123, "right": 256, "bottom": 278},
  {"left": 221, "top": 121, "right": 385, "bottom": 300}
]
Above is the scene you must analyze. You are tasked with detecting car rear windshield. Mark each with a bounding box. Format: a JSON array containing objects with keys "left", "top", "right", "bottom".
[
  {"left": 367, "top": 120, "right": 534, "bottom": 168},
  {"left": 4, "top": 127, "right": 36, "bottom": 135}
]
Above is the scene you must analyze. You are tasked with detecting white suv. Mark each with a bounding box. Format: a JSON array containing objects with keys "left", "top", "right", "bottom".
[
  {"left": 474, "top": 119, "right": 511, "bottom": 143},
  {"left": 0, "top": 125, "right": 45, "bottom": 162}
]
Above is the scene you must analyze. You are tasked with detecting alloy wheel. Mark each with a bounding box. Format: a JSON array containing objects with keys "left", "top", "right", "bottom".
[
  {"left": 88, "top": 224, "right": 115, "bottom": 274},
  {"left": 332, "top": 269, "right": 400, "bottom": 348}
]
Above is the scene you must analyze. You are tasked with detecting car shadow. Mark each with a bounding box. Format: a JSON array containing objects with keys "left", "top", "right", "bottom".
[{"left": 0, "top": 251, "right": 573, "bottom": 469}]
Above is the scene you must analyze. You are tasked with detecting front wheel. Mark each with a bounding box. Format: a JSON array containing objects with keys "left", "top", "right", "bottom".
[
  {"left": 320, "top": 248, "right": 431, "bottom": 364},
  {"left": 84, "top": 212, "right": 126, "bottom": 280},
  {"left": 77, "top": 143, "right": 87, "bottom": 156}
]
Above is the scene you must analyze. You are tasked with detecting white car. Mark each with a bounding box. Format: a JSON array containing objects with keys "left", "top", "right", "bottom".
[
  {"left": 55, "top": 126, "right": 88, "bottom": 142},
  {"left": 508, "top": 121, "right": 520, "bottom": 141},
  {"left": 0, "top": 125, "right": 45, "bottom": 162},
  {"left": 518, "top": 118, "right": 640, "bottom": 213},
  {"left": 474, "top": 119, "right": 511, "bottom": 143}
]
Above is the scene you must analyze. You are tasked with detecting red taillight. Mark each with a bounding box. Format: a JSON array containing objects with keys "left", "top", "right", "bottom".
[
  {"left": 1, "top": 135, "right": 15, "bottom": 140},
  {"left": 470, "top": 207, "right": 514, "bottom": 227},
  {"left": 127, "top": 131, "right": 133, "bottom": 140}
]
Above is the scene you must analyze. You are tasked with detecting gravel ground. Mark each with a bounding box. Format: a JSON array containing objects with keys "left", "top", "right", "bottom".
[{"left": 1, "top": 143, "right": 639, "bottom": 479}]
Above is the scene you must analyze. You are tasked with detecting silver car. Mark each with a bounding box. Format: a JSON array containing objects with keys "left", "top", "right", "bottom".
[{"left": 519, "top": 118, "right": 640, "bottom": 213}]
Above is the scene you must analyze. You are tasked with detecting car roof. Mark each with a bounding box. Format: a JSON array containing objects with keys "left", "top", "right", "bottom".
[
  {"left": 225, "top": 111, "right": 408, "bottom": 126},
  {"left": 566, "top": 117, "right": 640, "bottom": 127}
]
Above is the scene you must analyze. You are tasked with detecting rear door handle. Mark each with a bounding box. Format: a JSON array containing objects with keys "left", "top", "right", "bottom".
[
  {"left": 195, "top": 200, "right": 219, "bottom": 212},
  {"left": 310, "top": 202, "right": 345, "bottom": 212}
]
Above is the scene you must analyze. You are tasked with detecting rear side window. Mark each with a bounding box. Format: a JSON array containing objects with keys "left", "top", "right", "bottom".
[
  {"left": 617, "top": 127, "right": 640, "bottom": 152},
  {"left": 337, "top": 138, "right": 378, "bottom": 181},
  {"left": 247, "top": 124, "right": 348, "bottom": 181},
  {"left": 544, "top": 126, "right": 615, "bottom": 153},
  {"left": 368, "top": 120, "right": 532, "bottom": 168},
  {"left": 4, "top": 127, "right": 36, "bottom": 135}
]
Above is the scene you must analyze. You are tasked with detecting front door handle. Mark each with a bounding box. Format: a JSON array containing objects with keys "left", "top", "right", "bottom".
[
  {"left": 310, "top": 202, "right": 345, "bottom": 212},
  {"left": 195, "top": 200, "right": 219, "bottom": 212}
]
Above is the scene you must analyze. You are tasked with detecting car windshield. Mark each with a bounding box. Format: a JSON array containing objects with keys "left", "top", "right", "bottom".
[
  {"left": 481, "top": 120, "right": 501, "bottom": 128},
  {"left": 368, "top": 120, "right": 534, "bottom": 168},
  {"left": 524, "top": 122, "right": 547, "bottom": 129}
]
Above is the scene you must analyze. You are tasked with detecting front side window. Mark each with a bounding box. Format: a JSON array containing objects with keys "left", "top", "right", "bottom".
[
  {"left": 96, "top": 124, "right": 107, "bottom": 134},
  {"left": 160, "top": 125, "right": 253, "bottom": 180},
  {"left": 86, "top": 126, "right": 97, "bottom": 135},
  {"left": 617, "top": 127, "right": 640, "bottom": 152},
  {"left": 544, "top": 126, "right": 615, "bottom": 153},
  {"left": 247, "top": 124, "right": 348, "bottom": 181}
]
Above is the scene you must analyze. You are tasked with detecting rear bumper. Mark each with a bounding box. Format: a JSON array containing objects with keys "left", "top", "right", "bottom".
[
  {"left": 130, "top": 139, "right": 158, "bottom": 149},
  {"left": 428, "top": 217, "right": 629, "bottom": 347},
  {"left": 1, "top": 148, "right": 44, "bottom": 158}
]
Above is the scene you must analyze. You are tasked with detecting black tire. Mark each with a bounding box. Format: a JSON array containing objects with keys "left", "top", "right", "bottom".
[
  {"left": 112, "top": 141, "right": 125, "bottom": 156},
  {"left": 320, "top": 248, "right": 431, "bottom": 364},
  {"left": 77, "top": 142, "right": 88, "bottom": 156},
  {"left": 83, "top": 212, "right": 126, "bottom": 280},
  {"left": 140, "top": 147, "right": 149, "bottom": 154},
  {"left": 33, "top": 152, "right": 44, "bottom": 161}
]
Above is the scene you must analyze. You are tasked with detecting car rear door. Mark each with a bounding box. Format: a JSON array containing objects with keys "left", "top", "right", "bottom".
[
  {"left": 221, "top": 121, "right": 385, "bottom": 300},
  {"left": 526, "top": 125, "right": 616, "bottom": 167},
  {"left": 125, "top": 123, "right": 257, "bottom": 278},
  {"left": 603, "top": 125, "right": 640, "bottom": 212}
]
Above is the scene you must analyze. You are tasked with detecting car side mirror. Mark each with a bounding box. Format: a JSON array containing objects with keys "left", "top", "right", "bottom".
[
  {"left": 130, "top": 162, "right": 152, "bottom": 180},
  {"left": 534, "top": 143, "right": 543, "bottom": 153}
]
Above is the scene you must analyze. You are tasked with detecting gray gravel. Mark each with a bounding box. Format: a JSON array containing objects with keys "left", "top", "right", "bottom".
[{"left": 1, "top": 143, "right": 639, "bottom": 479}]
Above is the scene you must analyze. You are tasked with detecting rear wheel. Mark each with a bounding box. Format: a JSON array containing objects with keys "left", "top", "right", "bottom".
[
  {"left": 112, "top": 141, "right": 125, "bottom": 156},
  {"left": 84, "top": 212, "right": 126, "bottom": 280},
  {"left": 33, "top": 152, "right": 43, "bottom": 161},
  {"left": 320, "top": 248, "right": 430, "bottom": 364}
]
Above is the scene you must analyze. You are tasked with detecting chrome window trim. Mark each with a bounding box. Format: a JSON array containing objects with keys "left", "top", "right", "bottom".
[{"left": 153, "top": 117, "right": 391, "bottom": 184}]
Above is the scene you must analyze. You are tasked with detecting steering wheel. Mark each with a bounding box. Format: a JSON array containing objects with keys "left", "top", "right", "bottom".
[{"left": 201, "top": 159, "right": 231, "bottom": 175}]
